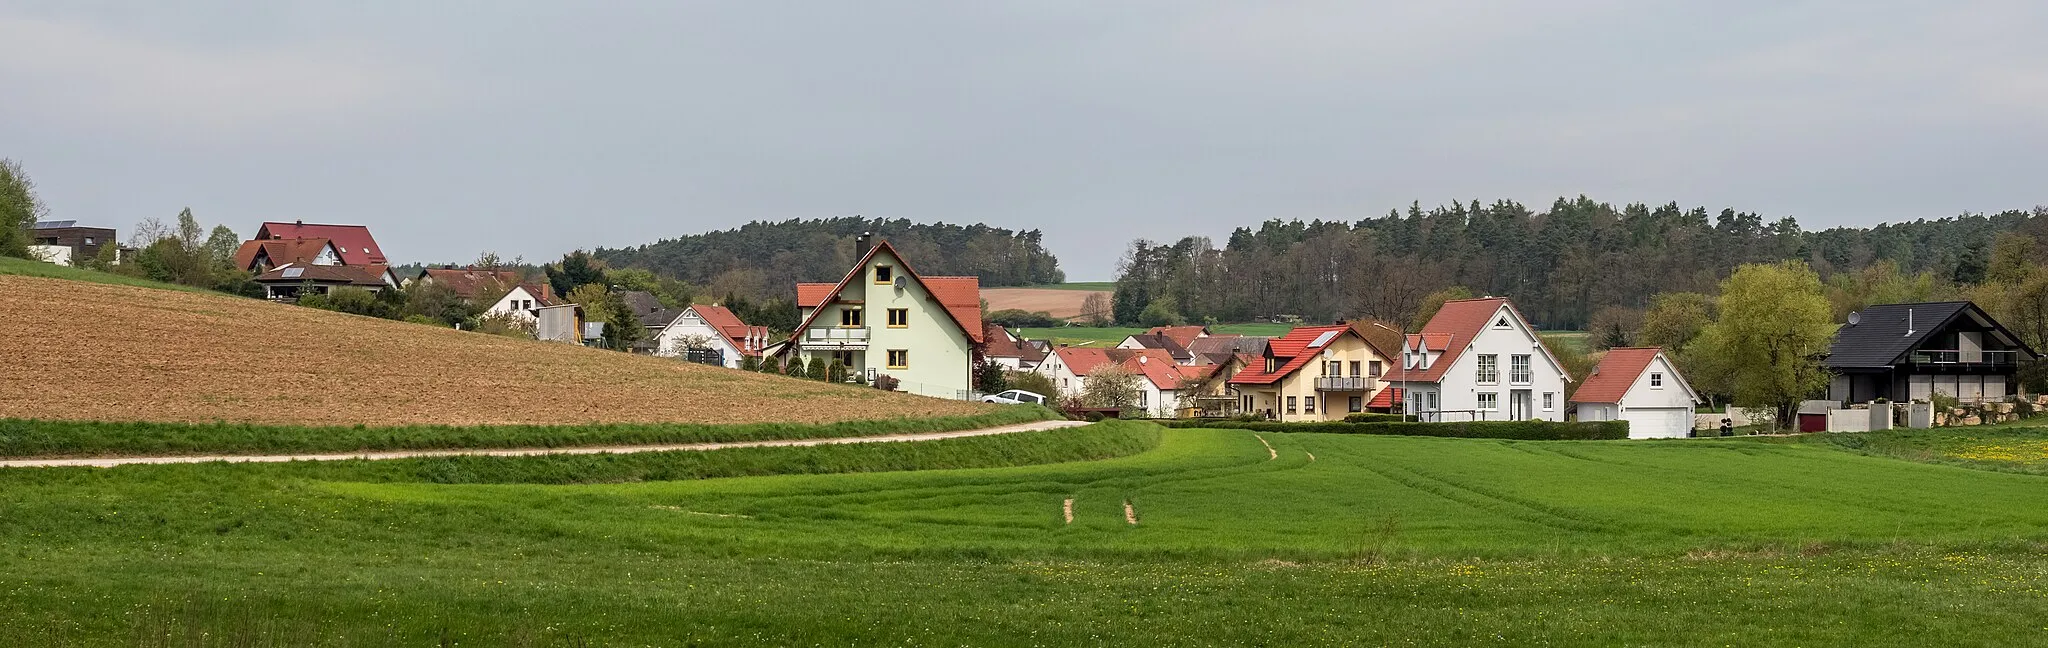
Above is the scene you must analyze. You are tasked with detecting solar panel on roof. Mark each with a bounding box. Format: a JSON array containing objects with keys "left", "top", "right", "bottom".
[
  {"left": 281, "top": 267, "right": 304, "bottom": 278},
  {"left": 1310, "top": 330, "right": 1340, "bottom": 347}
]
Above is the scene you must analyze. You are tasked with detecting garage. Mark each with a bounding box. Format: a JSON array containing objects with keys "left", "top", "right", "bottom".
[{"left": 1622, "top": 406, "right": 1694, "bottom": 439}]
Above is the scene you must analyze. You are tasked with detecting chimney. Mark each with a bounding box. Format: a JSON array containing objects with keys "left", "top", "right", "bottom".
[
  {"left": 856, "top": 232, "right": 873, "bottom": 257},
  {"left": 294, "top": 219, "right": 303, "bottom": 226}
]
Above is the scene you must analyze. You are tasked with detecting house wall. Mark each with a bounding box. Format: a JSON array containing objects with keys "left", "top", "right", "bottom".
[
  {"left": 483, "top": 287, "right": 543, "bottom": 322},
  {"left": 655, "top": 309, "right": 746, "bottom": 368},
  {"left": 796, "top": 249, "right": 972, "bottom": 399},
  {"left": 28, "top": 245, "right": 73, "bottom": 266},
  {"left": 1610, "top": 355, "right": 1698, "bottom": 438},
  {"left": 1422, "top": 307, "right": 1569, "bottom": 422}
]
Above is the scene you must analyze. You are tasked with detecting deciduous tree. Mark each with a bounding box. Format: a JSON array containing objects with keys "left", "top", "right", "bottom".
[{"left": 1690, "top": 262, "right": 1836, "bottom": 427}]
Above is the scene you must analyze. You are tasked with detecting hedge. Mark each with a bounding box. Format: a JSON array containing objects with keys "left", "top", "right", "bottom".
[
  {"left": 1341, "top": 413, "right": 1408, "bottom": 423},
  {"left": 1158, "top": 419, "right": 1629, "bottom": 440}
]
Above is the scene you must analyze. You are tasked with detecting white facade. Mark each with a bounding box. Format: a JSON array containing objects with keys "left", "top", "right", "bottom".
[
  {"left": 1577, "top": 354, "right": 1700, "bottom": 439},
  {"left": 1034, "top": 350, "right": 1085, "bottom": 399},
  {"left": 483, "top": 285, "right": 547, "bottom": 322},
  {"left": 28, "top": 245, "right": 72, "bottom": 266},
  {"left": 652, "top": 307, "right": 757, "bottom": 369},
  {"left": 1402, "top": 304, "right": 1571, "bottom": 422}
]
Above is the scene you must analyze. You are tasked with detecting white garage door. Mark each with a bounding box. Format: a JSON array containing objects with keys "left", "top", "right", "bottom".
[{"left": 1624, "top": 407, "right": 1693, "bottom": 439}]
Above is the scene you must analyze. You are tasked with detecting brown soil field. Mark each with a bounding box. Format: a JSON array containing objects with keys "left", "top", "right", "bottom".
[
  {"left": 981, "top": 288, "right": 1109, "bottom": 319},
  {"left": 0, "top": 274, "right": 995, "bottom": 427}
]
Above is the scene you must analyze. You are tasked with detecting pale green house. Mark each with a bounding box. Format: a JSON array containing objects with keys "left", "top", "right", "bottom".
[{"left": 785, "top": 235, "right": 983, "bottom": 399}]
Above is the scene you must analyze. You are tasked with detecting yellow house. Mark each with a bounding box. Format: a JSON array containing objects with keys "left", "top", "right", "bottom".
[
  {"left": 784, "top": 234, "right": 982, "bottom": 399},
  {"left": 1227, "top": 324, "right": 1397, "bottom": 421}
]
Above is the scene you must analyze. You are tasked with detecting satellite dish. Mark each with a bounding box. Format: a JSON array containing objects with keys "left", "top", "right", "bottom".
[
  {"left": 893, "top": 276, "right": 909, "bottom": 290},
  {"left": 1847, "top": 311, "right": 1861, "bottom": 326}
]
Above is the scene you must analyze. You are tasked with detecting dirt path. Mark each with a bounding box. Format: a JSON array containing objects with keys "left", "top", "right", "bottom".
[
  {"left": 1254, "top": 434, "right": 1277, "bottom": 460},
  {"left": 1063, "top": 498, "right": 1075, "bottom": 525},
  {"left": 0, "top": 420, "right": 1091, "bottom": 469}
]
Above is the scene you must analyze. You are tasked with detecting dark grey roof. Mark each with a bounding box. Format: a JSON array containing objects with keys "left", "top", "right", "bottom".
[
  {"left": 1826, "top": 301, "right": 1976, "bottom": 369},
  {"left": 620, "top": 291, "right": 663, "bottom": 318},
  {"left": 1124, "top": 333, "right": 1192, "bottom": 361},
  {"left": 1187, "top": 335, "right": 1269, "bottom": 357},
  {"left": 639, "top": 307, "right": 686, "bottom": 329}
]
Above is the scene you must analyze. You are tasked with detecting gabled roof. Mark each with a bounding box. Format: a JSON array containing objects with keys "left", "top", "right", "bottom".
[
  {"left": 640, "top": 307, "right": 687, "bottom": 328},
  {"left": 510, "top": 283, "right": 558, "bottom": 307},
  {"left": 796, "top": 284, "right": 836, "bottom": 308},
  {"left": 1186, "top": 335, "right": 1267, "bottom": 358},
  {"left": 1383, "top": 298, "right": 1570, "bottom": 384},
  {"left": 1571, "top": 348, "right": 1697, "bottom": 404},
  {"left": 688, "top": 304, "right": 770, "bottom": 357},
  {"left": 1123, "top": 333, "right": 1193, "bottom": 363},
  {"left": 233, "top": 238, "right": 337, "bottom": 271},
  {"left": 252, "top": 263, "right": 388, "bottom": 286},
  {"left": 1825, "top": 301, "right": 2039, "bottom": 369},
  {"left": 253, "top": 222, "right": 386, "bottom": 265},
  {"left": 620, "top": 291, "right": 663, "bottom": 318},
  {"left": 985, "top": 324, "right": 1049, "bottom": 364},
  {"left": 415, "top": 268, "right": 523, "bottom": 300},
  {"left": 1145, "top": 325, "right": 1210, "bottom": 348},
  {"left": 1367, "top": 387, "right": 1403, "bottom": 409},
  {"left": 786, "top": 240, "right": 983, "bottom": 344},
  {"left": 1229, "top": 325, "right": 1359, "bottom": 386}
]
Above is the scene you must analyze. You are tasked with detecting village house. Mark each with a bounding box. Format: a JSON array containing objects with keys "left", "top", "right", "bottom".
[
  {"left": 27, "top": 220, "right": 117, "bottom": 265},
  {"left": 984, "top": 324, "right": 1049, "bottom": 371},
  {"left": 482, "top": 284, "right": 559, "bottom": 322},
  {"left": 1573, "top": 347, "right": 1701, "bottom": 438},
  {"left": 1185, "top": 335, "right": 1267, "bottom": 366},
  {"left": 1176, "top": 352, "right": 1260, "bottom": 417},
  {"left": 251, "top": 264, "right": 391, "bottom": 300},
  {"left": 783, "top": 234, "right": 982, "bottom": 399},
  {"left": 1116, "top": 332, "right": 1194, "bottom": 364},
  {"left": 1826, "top": 301, "right": 2040, "bottom": 404},
  {"left": 1383, "top": 297, "right": 1573, "bottom": 422},
  {"left": 648, "top": 304, "right": 771, "bottom": 368},
  {"left": 1038, "top": 347, "right": 1206, "bottom": 416},
  {"left": 236, "top": 221, "right": 399, "bottom": 286},
  {"left": 410, "top": 267, "right": 524, "bottom": 302},
  {"left": 1228, "top": 325, "right": 1395, "bottom": 421}
]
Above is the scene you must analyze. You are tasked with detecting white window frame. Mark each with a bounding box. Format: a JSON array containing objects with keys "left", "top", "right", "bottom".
[
  {"left": 1650, "top": 372, "right": 1664, "bottom": 388},
  {"left": 1476, "top": 354, "right": 1499, "bottom": 384},
  {"left": 1542, "top": 392, "right": 1555, "bottom": 411},
  {"left": 1477, "top": 392, "right": 1498, "bottom": 412},
  {"left": 1510, "top": 354, "right": 1532, "bottom": 385}
]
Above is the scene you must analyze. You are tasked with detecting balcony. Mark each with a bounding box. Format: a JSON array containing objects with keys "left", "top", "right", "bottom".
[
  {"left": 1316, "top": 376, "right": 1376, "bottom": 392},
  {"left": 1910, "top": 350, "right": 2018, "bottom": 367},
  {"left": 800, "top": 327, "right": 870, "bottom": 349}
]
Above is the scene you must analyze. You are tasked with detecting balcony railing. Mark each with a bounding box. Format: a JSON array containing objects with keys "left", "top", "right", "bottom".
[
  {"left": 1316, "top": 376, "right": 1375, "bottom": 392},
  {"left": 800, "top": 327, "right": 870, "bottom": 348},
  {"left": 1910, "top": 350, "right": 2018, "bottom": 366}
]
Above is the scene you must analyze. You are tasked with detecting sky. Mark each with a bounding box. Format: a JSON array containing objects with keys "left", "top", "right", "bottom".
[{"left": 3, "top": 1, "right": 2045, "bottom": 281}]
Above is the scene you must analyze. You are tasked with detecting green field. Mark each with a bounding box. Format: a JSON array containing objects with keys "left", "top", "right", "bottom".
[
  {"left": 6, "top": 422, "right": 2048, "bottom": 645},
  {"left": 1015, "top": 322, "right": 1296, "bottom": 346}
]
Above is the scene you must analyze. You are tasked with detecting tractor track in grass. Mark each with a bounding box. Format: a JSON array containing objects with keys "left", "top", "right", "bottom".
[
  {"left": 0, "top": 420, "right": 1090, "bottom": 469},
  {"left": 1309, "top": 440, "right": 1616, "bottom": 534}
]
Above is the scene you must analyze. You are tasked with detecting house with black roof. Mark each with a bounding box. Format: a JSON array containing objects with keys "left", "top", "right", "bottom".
[{"left": 1825, "top": 301, "right": 2038, "bottom": 404}]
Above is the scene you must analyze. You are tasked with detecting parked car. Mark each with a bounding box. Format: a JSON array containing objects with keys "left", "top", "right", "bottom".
[{"left": 981, "top": 389, "right": 1048, "bottom": 405}]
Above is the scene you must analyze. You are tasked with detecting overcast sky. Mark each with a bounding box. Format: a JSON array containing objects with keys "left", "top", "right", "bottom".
[{"left": 3, "top": 1, "right": 2044, "bottom": 280}]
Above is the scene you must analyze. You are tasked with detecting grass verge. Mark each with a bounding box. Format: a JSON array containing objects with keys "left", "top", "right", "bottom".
[
  {"left": 0, "top": 405, "right": 1062, "bottom": 459},
  {"left": 0, "top": 256, "right": 206, "bottom": 292}
]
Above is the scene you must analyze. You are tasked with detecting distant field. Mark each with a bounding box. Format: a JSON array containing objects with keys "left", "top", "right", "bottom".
[
  {"left": 8, "top": 424, "right": 2048, "bottom": 644},
  {"left": 0, "top": 266, "right": 994, "bottom": 427},
  {"left": 1032, "top": 281, "right": 1115, "bottom": 291},
  {"left": 1540, "top": 330, "right": 1591, "bottom": 354},
  {"left": 1015, "top": 322, "right": 1296, "bottom": 346},
  {"left": 981, "top": 287, "right": 1106, "bottom": 319}
]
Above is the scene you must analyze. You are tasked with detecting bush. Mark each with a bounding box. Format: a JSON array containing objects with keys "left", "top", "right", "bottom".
[
  {"left": 1006, "top": 371, "right": 1057, "bottom": 399},
  {"left": 986, "top": 309, "right": 1061, "bottom": 329},
  {"left": 827, "top": 360, "right": 849, "bottom": 384},
  {"left": 806, "top": 357, "right": 828, "bottom": 381},
  {"left": 1159, "top": 419, "right": 1629, "bottom": 441},
  {"left": 403, "top": 314, "right": 443, "bottom": 327},
  {"left": 873, "top": 374, "right": 901, "bottom": 391},
  {"left": 740, "top": 356, "right": 760, "bottom": 372},
  {"left": 1342, "top": 413, "right": 1408, "bottom": 423}
]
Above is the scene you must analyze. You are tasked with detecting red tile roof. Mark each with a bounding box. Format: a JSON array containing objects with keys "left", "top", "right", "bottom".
[
  {"left": 253, "top": 222, "right": 386, "bottom": 265},
  {"left": 796, "top": 283, "right": 835, "bottom": 308},
  {"left": 1051, "top": 347, "right": 1186, "bottom": 389},
  {"left": 1229, "top": 325, "right": 1359, "bottom": 386},
  {"left": 691, "top": 304, "right": 770, "bottom": 357},
  {"left": 1570, "top": 347, "right": 1663, "bottom": 404},
  {"left": 984, "top": 324, "right": 1048, "bottom": 363},
  {"left": 1382, "top": 298, "right": 1509, "bottom": 384},
  {"left": 786, "top": 241, "right": 983, "bottom": 344},
  {"left": 416, "top": 268, "right": 524, "bottom": 300},
  {"left": 1367, "top": 387, "right": 1403, "bottom": 409},
  {"left": 1145, "top": 325, "right": 1210, "bottom": 348},
  {"left": 233, "top": 238, "right": 336, "bottom": 272},
  {"left": 515, "top": 283, "right": 559, "bottom": 307}
]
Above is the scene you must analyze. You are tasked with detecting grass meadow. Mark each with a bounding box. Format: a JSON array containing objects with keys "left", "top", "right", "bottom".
[
  {"left": 1013, "top": 322, "right": 1294, "bottom": 346},
  {"left": 4, "top": 422, "right": 2048, "bottom": 645}
]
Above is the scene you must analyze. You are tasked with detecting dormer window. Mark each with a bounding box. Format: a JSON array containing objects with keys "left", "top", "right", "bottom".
[{"left": 875, "top": 266, "right": 894, "bottom": 284}]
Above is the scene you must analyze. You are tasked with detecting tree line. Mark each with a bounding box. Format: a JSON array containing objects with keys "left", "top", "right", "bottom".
[
  {"left": 592, "top": 217, "right": 1066, "bottom": 301},
  {"left": 1111, "top": 196, "right": 2046, "bottom": 331}
]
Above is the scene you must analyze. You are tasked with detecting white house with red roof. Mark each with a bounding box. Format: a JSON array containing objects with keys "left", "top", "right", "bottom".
[
  {"left": 651, "top": 304, "right": 771, "bottom": 368},
  {"left": 785, "top": 234, "right": 982, "bottom": 399},
  {"left": 1227, "top": 324, "right": 1395, "bottom": 421},
  {"left": 1383, "top": 297, "right": 1573, "bottom": 422},
  {"left": 482, "top": 283, "right": 559, "bottom": 323},
  {"left": 1037, "top": 346, "right": 1201, "bottom": 417},
  {"left": 1572, "top": 347, "right": 1699, "bottom": 438}
]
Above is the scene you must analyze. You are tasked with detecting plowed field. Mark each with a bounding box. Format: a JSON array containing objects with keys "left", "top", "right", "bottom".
[
  {"left": 0, "top": 274, "right": 993, "bottom": 426},
  {"left": 981, "top": 287, "right": 1108, "bottom": 318}
]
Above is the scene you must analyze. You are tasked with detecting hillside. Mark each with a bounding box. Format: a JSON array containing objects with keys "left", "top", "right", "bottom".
[
  {"left": 592, "top": 217, "right": 1065, "bottom": 295},
  {"left": 0, "top": 270, "right": 993, "bottom": 426}
]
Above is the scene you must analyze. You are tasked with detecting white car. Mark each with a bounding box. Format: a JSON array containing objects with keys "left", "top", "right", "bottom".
[{"left": 980, "top": 389, "right": 1048, "bottom": 405}]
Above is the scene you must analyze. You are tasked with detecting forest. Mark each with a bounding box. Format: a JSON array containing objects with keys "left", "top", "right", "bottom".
[
  {"left": 592, "top": 217, "right": 1065, "bottom": 299},
  {"left": 1110, "top": 196, "right": 2048, "bottom": 331}
]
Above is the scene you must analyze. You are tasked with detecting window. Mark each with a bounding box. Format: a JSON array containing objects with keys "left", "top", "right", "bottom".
[
  {"left": 1349, "top": 396, "right": 1363, "bottom": 413},
  {"left": 1510, "top": 355, "right": 1532, "bottom": 384},
  {"left": 1542, "top": 393, "right": 1555, "bottom": 411},
  {"left": 1138, "top": 391, "right": 1147, "bottom": 408},
  {"left": 1476, "top": 354, "right": 1499, "bottom": 384},
  {"left": 874, "top": 266, "right": 893, "bottom": 284},
  {"left": 886, "top": 349, "right": 908, "bottom": 369},
  {"left": 841, "top": 308, "right": 864, "bottom": 327},
  {"left": 1477, "top": 392, "right": 1498, "bottom": 412},
  {"left": 1650, "top": 372, "right": 1664, "bottom": 388},
  {"left": 1326, "top": 361, "right": 1343, "bottom": 375},
  {"left": 1369, "top": 361, "right": 1382, "bottom": 377},
  {"left": 1494, "top": 316, "right": 1511, "bottom": 329},
  {"left": 1286, "top": 396, "right": 1298, "bottom": 415},
  {"left": 83, "top": 237, "right": 95, "bottom": 245},
  {"left": 833, "top": 350, "right": 857, "bottom": 367},
  {"left": 1266, "top": 357, "right": 1278, "bottom": 373},
  {"left": 1349, "top": 361, "right": 1362, "bottom": 376},
  {"left": 887, "top": 308, "right": 909, "bottom": 328},
  {"left": 1305, "top": 396, "right": 1317, "bottom": 413}
]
